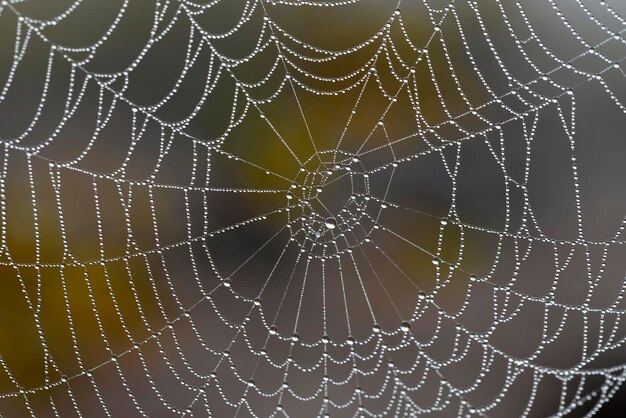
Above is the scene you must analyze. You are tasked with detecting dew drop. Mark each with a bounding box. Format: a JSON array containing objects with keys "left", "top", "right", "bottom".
[
  {"left": 324, "top": 218, "right": 337, "bottom": 229},
  {"left": 286, "top": 192, "right": 294, "bottom": 200},
  {"left": 400, "top": 321, "right": 411, "bottom": 332}
]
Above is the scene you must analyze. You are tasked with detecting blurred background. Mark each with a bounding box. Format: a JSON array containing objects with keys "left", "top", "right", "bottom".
[{"left": 0, "top": 0, "right": 625, "bottom": 416}]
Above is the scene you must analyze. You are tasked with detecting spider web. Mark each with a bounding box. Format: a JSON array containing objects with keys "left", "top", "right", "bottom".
[{"left": 0, "top": 0, "right": 625, "bottom": 416}]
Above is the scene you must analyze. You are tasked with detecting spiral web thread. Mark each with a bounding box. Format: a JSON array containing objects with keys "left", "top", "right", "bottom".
[{"left": 0, "top": 0, "right": 625, "bottom": 416}]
